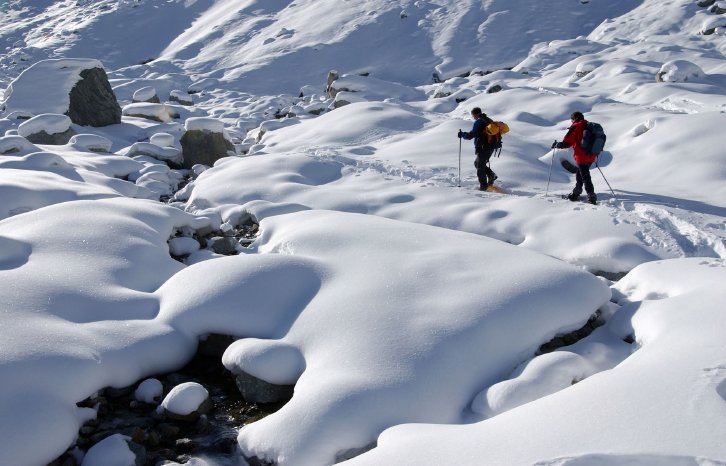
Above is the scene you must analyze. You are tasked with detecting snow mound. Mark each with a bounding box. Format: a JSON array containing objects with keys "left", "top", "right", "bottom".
[
  {"left": 81, "top": 434, "right": 135, "bottom": 466},
  {"left": 184, "top": 117, "right": 225, "bottom": 133},
  {"left": 134, "top": 378, "right": 163, "bottom": 404}
]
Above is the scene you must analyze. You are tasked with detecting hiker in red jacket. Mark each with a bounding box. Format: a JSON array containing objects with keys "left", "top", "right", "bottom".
[{"left": 553, "top": 111, "right": 597, "bottom": 204}]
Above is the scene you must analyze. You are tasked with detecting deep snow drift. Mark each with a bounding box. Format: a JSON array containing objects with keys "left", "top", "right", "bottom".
[{"left": 1, "top": 0, "right": 726, "bottom": 465}]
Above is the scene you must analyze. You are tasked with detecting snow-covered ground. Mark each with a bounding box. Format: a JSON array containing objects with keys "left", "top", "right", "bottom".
[{"left": 1, "top": 0, "right": 726, "bottom": 465}]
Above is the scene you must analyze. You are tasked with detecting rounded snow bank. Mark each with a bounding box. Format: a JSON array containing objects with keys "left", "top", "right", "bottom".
[
  {"left": 229, "top": 210, "right": 610, "bottom": 466},
  {"left": 656, "top": 60, "right": 706, "bottom": 83},
  {"left": 2, "top": 58, "right": 103, "bottom": 116}
]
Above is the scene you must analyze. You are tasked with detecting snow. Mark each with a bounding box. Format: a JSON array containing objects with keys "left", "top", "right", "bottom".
[
  {"left": 17, "top": 113, "right": 71, "bottom": 137},
  {"left": 134, "top": 378, "right": 163, "bottom": 404},
  {"left": 160, "top": 382, "right": 209, "bottom": 417},
  {"left": 0, "top": 1, "right": 726, "bottom": 465}
]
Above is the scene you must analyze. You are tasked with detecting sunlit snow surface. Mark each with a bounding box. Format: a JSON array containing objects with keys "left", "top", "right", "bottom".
[{"left": 1, "top": 0, "right": 726, "bottom": 465}]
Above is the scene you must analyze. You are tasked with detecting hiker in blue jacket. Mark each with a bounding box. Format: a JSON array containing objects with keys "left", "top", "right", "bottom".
[{"left": 458, "top": 107, "right": 497, "bottom": 190}]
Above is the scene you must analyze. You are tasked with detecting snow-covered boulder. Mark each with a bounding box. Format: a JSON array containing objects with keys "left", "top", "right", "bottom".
[
  {"left": 328, "top": 74, "right": 424, "bottom": 102},
  {"left": 134, "top": 378, "right": 163, "bottom": 404},
  {"left": 81, "top": 434, "right": 143, "bottom": 466},
  {"left": 149, "top": 132, "right": 176, "bottom": 148},
  {"left": 168, "top": 236, "right": 201, "bottom": 257},
  {"left": 125, "top": 142, "right": 183, "bottom": 167},
  {"left": 159, "top": 382, "right": 211, "bottom": 422},
  {"left": 131, "top": 86, "right": 160, "bottom": 104},
  {"left": 17, "top": 114, "right": 75, "bottom": 145},
  {"left": 169, "top": 90, "right": 193, "bottom": 106},
  {"left": 223, "top": 340, "right": 302, "bottom": 403},
  {"left": 0, "top": 134, "right": 41, "bottom": 155},
  {"left": 700, "top": 15, "right": 726, "bottom": 35},
  {"left": 69, "top": 134, "right": 113, "bottom": 153},
  {"left": 180, "top": 117, "right": 235, "bottom": 169},
  {"left": 655, "top": 60, "right": 706, "bottom": 83},
  {"left": 122, "top": 103, "right": 179, "bottom": 122},
  {"left": 2, "top": 59, "right": 121, "bottom": 127}
]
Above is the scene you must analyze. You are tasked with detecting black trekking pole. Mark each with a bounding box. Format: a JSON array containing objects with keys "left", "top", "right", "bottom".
[
  {"left": 595, "top": 158, "right": 616, "bottom": 199},
  {"left": 457, "top": 130, "right": 462, "bottom": 188},
  {"left": 545, "top": 142, "right": 556, "bottom": 197}
]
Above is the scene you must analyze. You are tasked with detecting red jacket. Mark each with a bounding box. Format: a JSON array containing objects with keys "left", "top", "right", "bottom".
[{"left": 562, "top": 119, "right": 596, "bottom": 164}]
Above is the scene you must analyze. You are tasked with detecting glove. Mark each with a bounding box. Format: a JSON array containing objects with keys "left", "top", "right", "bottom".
[
  {"left": 556, "top": 142, "right": 567, "bottom": 149},
  {"left": 551, "top": 141, "right": 558, "bottom": 149},
  {"left": 458, "top": 131, "right": 464, "bottom": 138}
]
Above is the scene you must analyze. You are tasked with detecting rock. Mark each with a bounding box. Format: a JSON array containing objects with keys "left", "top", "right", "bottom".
[
  {"left": 174, "top": 438, "right": 197, "bottom": 454},
  {"left": 134, "top": 378, "right": 163, "bottom": 404},
  {"left": 23, "top": 128, "right": 76, "bottom": 145},
  {"left": 132, "top": 86, "right": 160, "bottom": 104},
  {"left": 17, "top": 113, "right": 76, "bottom": 145},
  {"left": 67, "top": 67, "right": 122, "bottom": 127},
  {"left": 230, "top": 368, "right": 294, "bottom": 404},
  {"left": 2, "top": 59, "right": 121, "bottom": 127},
  {"left": 159, "top": 382, "right": 212, "bottom": 422},
  {"left": 656, "top": 59, "right": 705, "bottom": 83},
  {"left": 169, "top": 90, "right": 193, "bottom": 106},
  {"left": 712, "top": 3, "right": 726, "bottom": 14},
  {"left": 179, "top": 118, "right": 235, "bottom": 169},
  {"left": 82, "top": 434, "right": 143, "bottom": 466},
  {"left": 698, "top": 0, "right": 716, "bottom": 7},
  {"left": 486, "top": 84, "right": 503, "bottom": 94},
  {"left": 325, "top": 70, "right": 339, "bottom": 98},
  {"left": 210, "top": 237, "right": 238, "bottom": 255}
]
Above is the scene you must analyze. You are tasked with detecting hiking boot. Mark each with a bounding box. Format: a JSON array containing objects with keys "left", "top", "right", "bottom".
[
  {"left": 565, "top": 193, "right": 580, "bottom": 202},
  {"left": 479, "top": 185, "right": 487, "bottom": 191},
  {"left": 587, "top": 195, "right": 597, "bottom": 205}
]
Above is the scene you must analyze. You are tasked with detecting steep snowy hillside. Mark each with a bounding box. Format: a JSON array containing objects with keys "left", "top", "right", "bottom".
[
  {"left": 1, "top": 0, "right": 643, "bottom": 93},
  {"left": 1, "top": 0, "right": 726, "bottom": 466}
]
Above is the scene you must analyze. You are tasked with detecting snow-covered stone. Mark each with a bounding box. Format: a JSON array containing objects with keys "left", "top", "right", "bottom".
[
  {"left": 656, "top": 60, "right": 706, "bottom": 83},
  {"left": 149, "top": 132, "right": 176, "bottom": 147},
  {"left": 68, "top": 134, "right": 113, "bottom": 153},
  {"left": 2, "top": 58, "right": 121, "bottom": 127},
  {"left": 131, "top": 86, "right": 159, "bottom": 104},
  {"left": 81, "top": 434, "right": 140, "bottom": 466},
  {"left": 0, "top": 134, "right": 41, "bottom": 155},
  {"left": 180, "top": 118, "right": 235, "bottom": 169},
  {"left": 122, "top": 103, "right": 178, "bottom": 122},
  {"left": 169, "top": 90, "right": 193, "bottom": 106},
  {"left": 125, "top": 142, "right": 182, "bottom": 167},
  {"left": 168, "top": 236, "right": 201, "bottom": 257},
  {"left": 133, "top": 378, "right": 163, "bottom": 404},
  {"left": 159, "top": 382, "right": 211, "bottom": 421},
  {"left": 17, "top": 114, "right": 75, "bottom": 145}
]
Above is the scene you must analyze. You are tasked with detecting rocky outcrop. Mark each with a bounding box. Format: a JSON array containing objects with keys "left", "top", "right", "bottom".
[{"left": 67, "top": 67, "right": 122, "bottom": 126}]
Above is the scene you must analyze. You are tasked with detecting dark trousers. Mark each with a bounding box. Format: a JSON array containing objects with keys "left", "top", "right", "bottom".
[
  {"left": 572, "top": 163, "right": 595, "bottom": 198},
  {"left": 474, "top": 148, "right": 496, "bottom": 187}
]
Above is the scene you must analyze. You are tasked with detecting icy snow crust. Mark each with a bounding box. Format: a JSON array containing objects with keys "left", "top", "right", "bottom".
[{"left": 0, "top": 0, "right": 726, "bottom": 465}]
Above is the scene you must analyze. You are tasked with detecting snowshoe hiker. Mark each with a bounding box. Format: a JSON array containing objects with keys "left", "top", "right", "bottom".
[
  {"left": 458, "top": 107, "right": 498, "bottom": 191},
  {"left": 553, "top": 111, "right": 597, "bottom": 204}
]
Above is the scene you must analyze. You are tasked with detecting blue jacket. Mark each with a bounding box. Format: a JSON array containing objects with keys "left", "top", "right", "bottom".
[{"left": 461, "top": 116, "right": 492, "bottom": 152}]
